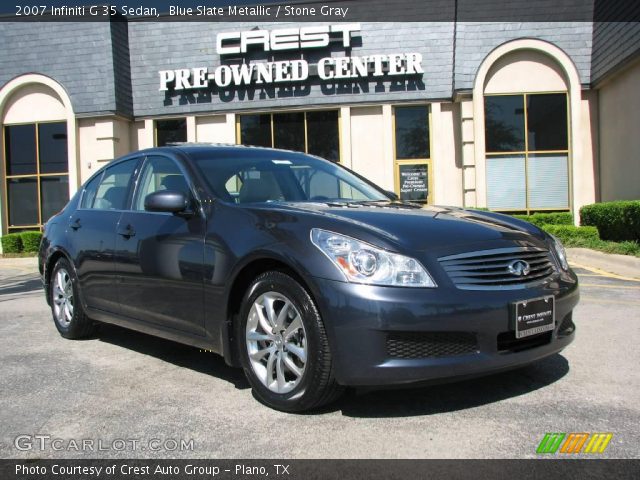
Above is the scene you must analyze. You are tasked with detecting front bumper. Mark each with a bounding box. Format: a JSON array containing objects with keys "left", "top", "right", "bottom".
[{"left": 311, "top": 270, "right": 579, "bottom": 386}]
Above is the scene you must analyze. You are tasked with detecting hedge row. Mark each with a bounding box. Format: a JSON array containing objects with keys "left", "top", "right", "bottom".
[
  {"left": 536, "top": 224, "right": 639, "bottom": 256},
  {"left": 508, "top": 202, "right": 640, "bottom": 257},
  {"left": 542, "top": 225, "right": 599, "bottom": 243},
  {"left": 21, "top": 231, "right": 43, "bottom": 253},
  {"left": 0, "top": 233, "right": 22, "bottom": 253},
  {"left": 512, "top": 212, "right": 573, "bottom": 227},
  {"left": 580, "top": 200, "right": 640, "bottom": 242},
  {"left": 541, "top": 227, "right": 640, "bottom": 256},
  {"left": 0, "top": 231, "right": 43, "bottom": 254}
]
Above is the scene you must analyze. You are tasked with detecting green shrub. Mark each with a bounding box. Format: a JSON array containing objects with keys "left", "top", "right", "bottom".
[
  {"left": 533, "top": 212, "right": 573, "bottom": 226},
  {"left": 557, "top": 237, "right": 639, "bottom": 257},
  {"left": 540, "top": 224, "right": 640, "bottom": 257},
  {"left": 1, "top": 233, "right": 23, "bottom": 254},
  {"left": 542, "top": 224, "right": 599, "bottom": 243},
  {"left": 19, "top": 231, "right": 42, "bottom": 253},
  {"left": 580, "top": 200, "right": 640, "bottom": 241},
  {"left": 603, "top": 241, "right": 640, "bottom": 256},
  {"left": 512, "top": 212, "right": 573, "bottom": 227}
]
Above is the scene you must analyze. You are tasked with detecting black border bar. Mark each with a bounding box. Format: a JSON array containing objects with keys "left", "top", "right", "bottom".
[
  {"left": 2, "top": 0, "right": 640, "bottom": 22},
  {"left": 2, "top": 459, "right": 640, "bottom": 480}
]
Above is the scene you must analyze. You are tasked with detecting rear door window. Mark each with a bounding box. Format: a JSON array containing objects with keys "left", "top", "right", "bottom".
[
  {"left": 80, "top": 173, "right": 103, "bottom": 209},
  {"left": 93, "top": 159, "right": 139, "bottom": 210}
]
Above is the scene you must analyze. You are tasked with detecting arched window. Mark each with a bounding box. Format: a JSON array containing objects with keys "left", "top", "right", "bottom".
[
  {"left": 1, "top": 77, "right": 76, "bottom": 232},
  {"left": 473, "top": 40, "right": 585, "bottom": 217},
  {"left": 483, "top": 50, "right": 570, "bottom": 212}
]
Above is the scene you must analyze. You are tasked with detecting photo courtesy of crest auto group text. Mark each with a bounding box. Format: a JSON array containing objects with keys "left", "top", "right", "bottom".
[{"left": 0, "top": 0, "right": 639, "bottom": 479}]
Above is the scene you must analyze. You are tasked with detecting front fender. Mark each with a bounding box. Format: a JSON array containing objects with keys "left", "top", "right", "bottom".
[{"left": 220, "top": 246, "right": 330, "bottom": 368}]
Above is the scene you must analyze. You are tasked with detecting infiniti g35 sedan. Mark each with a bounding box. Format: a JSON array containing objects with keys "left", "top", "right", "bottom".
[{"left": 39, "top": 145, "right": 579, "bottom": 412}]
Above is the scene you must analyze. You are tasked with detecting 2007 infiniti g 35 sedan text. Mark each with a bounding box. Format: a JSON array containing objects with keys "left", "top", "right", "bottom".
[{"left": 39, "top": 145, "right": 579, "bottom": 411}]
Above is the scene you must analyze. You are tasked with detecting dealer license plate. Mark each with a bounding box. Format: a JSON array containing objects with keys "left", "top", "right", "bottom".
[{"left": 513, "top": 296, "right": 555, "bottom": 339}]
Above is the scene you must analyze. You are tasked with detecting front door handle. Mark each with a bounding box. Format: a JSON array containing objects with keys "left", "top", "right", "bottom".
[
  {"left": 69, "top": 219, "right": 81, "bottom": 230},
  {"left": 117, "top": 224, "right": 136, "bottom": 238}
]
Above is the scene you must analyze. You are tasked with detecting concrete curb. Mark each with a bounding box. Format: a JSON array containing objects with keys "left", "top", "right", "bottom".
[
  {"left": 0, "top": 257, "right": 39, "bottom": 277},
  {"left": 567, "top": 248, "right": 640, "bottom": 280}
]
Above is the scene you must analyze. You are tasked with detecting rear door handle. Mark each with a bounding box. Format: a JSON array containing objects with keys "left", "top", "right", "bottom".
[
  {"left": 117, "top": 224, "right": 136, "bottom": 238},
  {"left": 69, "top": 219, "right": 81, "bottom": 230}
]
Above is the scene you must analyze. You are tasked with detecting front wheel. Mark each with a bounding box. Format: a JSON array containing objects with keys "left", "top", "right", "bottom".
[
  {"left": 237, "top": 271, "right": 342, "bottom": 412},
  {"left": 50, "top": 258, "right": 97, "bottom": 339}
]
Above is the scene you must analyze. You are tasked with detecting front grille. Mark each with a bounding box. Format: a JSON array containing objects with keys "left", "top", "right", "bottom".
[
  {"left": 439, "top": 247, "right": 556, "bottom": 290},
  {"left": 497, "top": 331, "right": 552, "bottom": 353},
  {"left": 386, "top": 332, "right": 478, "bottom": 359}
]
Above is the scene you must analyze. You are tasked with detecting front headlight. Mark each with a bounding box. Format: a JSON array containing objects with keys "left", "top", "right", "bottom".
[
  {"left": 550, "top": 234, "right": 569, "bottom": 271},
  {"left": 310, "top": 228, "right": 436, "bottom": 288}
]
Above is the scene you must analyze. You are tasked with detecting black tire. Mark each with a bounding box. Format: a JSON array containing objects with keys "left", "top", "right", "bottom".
[
  {"left": 49, "top": 258, "right": 97, "bottom": 339},
  {"left": 237, "top": 271, "right": 343, "bottom": 412}
]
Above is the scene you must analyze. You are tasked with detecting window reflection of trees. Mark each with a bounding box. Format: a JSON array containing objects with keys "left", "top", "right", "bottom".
[
  {"left": 398, "top": 125, "right": 429, "bottom": 159},
  {"left": 240, "top": 115, "right": 271, "bottom": 148},
  {"left": 395, "top": 107, "right": 429, "bottom": 160},
  {"left": 239, "top": 111, "right": 340, "bottom": 163},
  {"left": 307, "top": 111, "right": 339, "bottom": 162},
  {"left": 273, "top": 112, "right": 305, "bottom": 152},
  {"left": 484, "top": 97, "right": 525, "bottom": 152}
]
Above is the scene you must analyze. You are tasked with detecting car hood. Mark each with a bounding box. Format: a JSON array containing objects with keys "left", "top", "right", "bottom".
[{"left": 256, "top": 201, "right": 547, "bottom": 253}]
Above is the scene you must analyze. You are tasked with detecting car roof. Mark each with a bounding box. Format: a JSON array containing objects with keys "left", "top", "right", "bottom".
[
  {"left": 80, "top": 143, "right": 326, "bottom": 192},
  {"left": 142, "top": 143, "right": 308, "bottom": 158}
]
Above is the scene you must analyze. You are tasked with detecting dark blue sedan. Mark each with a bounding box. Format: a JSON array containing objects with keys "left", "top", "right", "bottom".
[{"left": 39, "top": 145, "right": 578, "bottom": 411}]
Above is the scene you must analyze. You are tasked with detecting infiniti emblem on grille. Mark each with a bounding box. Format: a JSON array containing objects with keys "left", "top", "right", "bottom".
[{"left": 508, "top": 260, "right": 531, "bottom": 276}]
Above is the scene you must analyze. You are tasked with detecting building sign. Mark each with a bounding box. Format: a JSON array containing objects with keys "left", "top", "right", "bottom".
[
  {"left": 158, "top": 24, "right": 423, "bottom": 91},
  {"left": 216, "top": 24, "right": 359, "bottom": 54},
  {"left": 398, "top": 164, "right": 429, "bottom": 202}
]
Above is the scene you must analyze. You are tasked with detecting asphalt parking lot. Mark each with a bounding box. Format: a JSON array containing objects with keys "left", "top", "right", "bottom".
[{"left": 0, "top": 258, "right": 638, "bottom": 459}]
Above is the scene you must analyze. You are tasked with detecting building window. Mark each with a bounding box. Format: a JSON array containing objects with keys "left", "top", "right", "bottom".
[
  {"left": 155, "top": 118, "right": 187, "bottom": 147},
  {"left": 237, "top": 110, "right": 340, "bottom": 162},
  {"left": 273, "top": 112, "right": 305, "bottom": 152},
  {"left": 485, "top": 93, "right": 569, "bottom": 212},
  {"left": 4, "top": 121, "right": 69, "bottom": 231},
  {"left": 239, "top": 114, "right": 271, "bottom": 148},
  {"left": 393, "top": 105, "right": 431, "bottom": 203}
]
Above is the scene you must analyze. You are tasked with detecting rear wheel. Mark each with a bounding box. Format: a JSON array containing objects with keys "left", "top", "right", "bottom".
[
  {"left": 237, "top": 271, "right": 343, "bottom": 412},
  {"left": 50, "top": 258, "right": 97, "bottom": 339}
]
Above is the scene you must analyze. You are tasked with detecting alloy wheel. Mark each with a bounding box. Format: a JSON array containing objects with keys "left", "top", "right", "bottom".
[
  {"left": 52, "top": 268, "right": 74, "bottom": 327},
  {"left": 245, "top": 291, "right": 307, "bottom": 394}
]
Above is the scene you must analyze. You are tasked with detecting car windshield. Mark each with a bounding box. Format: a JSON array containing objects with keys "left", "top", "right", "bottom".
[{"left": 190, "top": 150, "right": 390, "bottom": 204}]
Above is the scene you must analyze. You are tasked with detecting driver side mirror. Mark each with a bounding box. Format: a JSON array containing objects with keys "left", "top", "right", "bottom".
[{"left": 144, "top": 190, "right": 189, "bottom": 214}]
